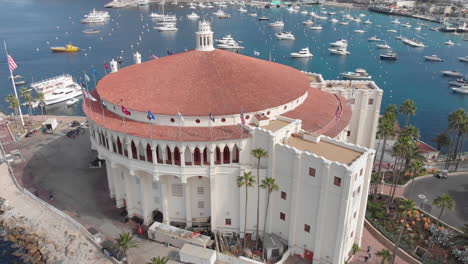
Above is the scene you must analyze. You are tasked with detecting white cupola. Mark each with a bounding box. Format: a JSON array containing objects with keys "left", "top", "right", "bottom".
[{"left": 195, "top": 21, "right": 214, "bottom": 51}]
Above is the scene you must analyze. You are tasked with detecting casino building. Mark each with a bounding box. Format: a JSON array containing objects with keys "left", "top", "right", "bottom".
[{"left": 84, "top": 22, "right": 383, "bottom": 264}]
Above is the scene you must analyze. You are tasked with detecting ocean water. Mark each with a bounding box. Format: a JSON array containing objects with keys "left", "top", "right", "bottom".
[{"left": 0, "top": 0, "right": 467, "bottom": 145}]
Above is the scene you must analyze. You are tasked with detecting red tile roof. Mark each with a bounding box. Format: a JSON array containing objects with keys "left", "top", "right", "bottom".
[
  {"left": 97, "top": 49, "right": 310, "bottom": 116},
  {"left": 417, "top": 140, "right": 437, "bottom": 154},
  {"left": 84, "top": 91, "right": 249, "bottom": 142},
  {"left": 283, "top": 88, "right": 352, "bottom": 138}
]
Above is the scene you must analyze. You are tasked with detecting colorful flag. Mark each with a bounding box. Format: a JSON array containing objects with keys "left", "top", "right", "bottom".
[
  {"left": 122, "top": 105, "right": 131, "bottom": 116},
  {"left": 240, "top": 110, "right": 245, "bottom": 125},
  {"left": 177, "top": 112, "right": 184, "bottom": 122},
  {"left": 104, "top": 63, "right": 109, "bottom": 70},
  {"left": 84, "top": 73, "right": 91, "bottom": 82},
  {"left": 151, "top": 54, "right": 158, "bottom": 59},
  {"left": 7, "top": 55, "right": 17, "bottom": 72},
  {"left": 209, "top": 112, "right": 215, "bottom": 122},
  {"left": 147, "top": 110, "right": 156, "bottom": 120},
  {"left": 253, "top": 50, "right": 260, "bottom": 56}
]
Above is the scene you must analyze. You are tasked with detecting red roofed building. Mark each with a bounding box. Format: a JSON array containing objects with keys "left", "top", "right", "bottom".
[{"left": 85, "top": 22, "right": 383, "bottom": 264}]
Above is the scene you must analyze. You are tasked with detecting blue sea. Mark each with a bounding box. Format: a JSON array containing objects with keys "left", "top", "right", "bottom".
[{"left": 0, "top": 0, "right": 467, "bottom": 142}]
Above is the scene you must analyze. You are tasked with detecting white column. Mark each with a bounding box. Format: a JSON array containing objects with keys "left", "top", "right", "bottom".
[
  {"left": 180, "top": 146, "right": 185, "bottom": 167},
  {"left": 185, "top": 181, "right": 192, "bottom": 227},
  {"left": 355, "top": 152, "right": 375, "bottom": 246},
  {"left": 126, "top": 141, "right": 131, "bottom": 158},
  {"left": 333, "top": 169, "right": 354, "bottom": 264},
  {"left": 161, "top": 181, "right": 170, "bottom": 224},
  {"left": 313, "top": 162, "right": 331, "bottom": 258},
  {"left": 152, "top": 146, "right": 157, "bottom": 164},
  {"left": 113, "top": 164, "right": 125, "bottom": 208},
  {"left": 125, "top": 169, "right": 136, "bottom": 217},
  {"left": 106, "top": 159, "right": 115, "bottom": 198},
  {"left": 209, "top": 149, "right": 215, "bottom": 166},
  {"left": 140, "top": 173, "right": 153, "bottom": 225},
  {"left": 287, "top": 152, "right": 301, "bottom": 244},
  {"left": 209, "top": 173, "right": 217, "bottom": 231}
]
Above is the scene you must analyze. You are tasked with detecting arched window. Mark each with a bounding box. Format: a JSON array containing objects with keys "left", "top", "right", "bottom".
[
  {"left": 117, "top": 137, "right": 123, "bottom": 155},
  {"left": 166, "top": 146, "right": 172, "bottom": 164},
  {"left": 174, "top": 147, "right": 181, "bottom": 165},
  {"left": 157, "top": 146, "right": 163, "bottom": 163},
  {"left": 223, "top": 146, "right": 230, "bottom": 164},
  {"left": 215, "top": 147, "right": 221, "bottom": 165},
  {"left": 203, "top": 147, "right": 209, "bottom": 165},
  {"left": 233, "top": 145, "right": 239, "bottom": 163},
  {"left": 194, "top": 148, "right": 201, "bottom": 165},
  {"left": 131, "top": 141, "right": 137, "bottom": 159},
  {"left": 146, "top": 144, "right": 153, "bottom": 163}
]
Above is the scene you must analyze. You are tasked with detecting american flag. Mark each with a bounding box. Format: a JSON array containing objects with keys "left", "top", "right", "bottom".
[{"left": 7, "top": 55, "right": 17, "bottom": 72}]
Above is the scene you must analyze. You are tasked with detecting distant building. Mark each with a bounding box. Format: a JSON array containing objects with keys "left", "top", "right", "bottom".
[{"left": 85, "top": 22, "right": 383, "bottom": 264}]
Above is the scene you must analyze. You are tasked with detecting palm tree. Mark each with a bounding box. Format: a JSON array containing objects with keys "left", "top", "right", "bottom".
[
  {"left": 35, "top": 92, "right": 45, "bottom": 115},
  {"left": 146, "top": 256, "right": 169, "bottom": 264},
  {"left": 452, "top": 224, "right": 468, "bottom": 246},
  {"left": 407, "top": 160, "right": 424, "bottom": 196},
  {"left": 237, "top": 171, "right": 256, "bottom": 248},
  {"left": 399, "top": 99, "right": 417, "bottom": 127},
  {"left": 433, "top": 194, "right": 455, "bottom": 225},
  {"left": 250, "top": 148, "right": 268, "bottom": 248},
  {"left": 376, "top": 249, "right": 392, "bottom": 264},
  {"left": 113, "top": 232, "right": 139, "bottom": 258},
  {"left": 445, "top": 109, "right": 468, "bottom": 171},
  {"left": 20, "top": 87, "right": 33, "bottom": 116},
  {"left": 260, "top": 177, "right": 278, "bottom": 246},
  {"left": 431, "top": 132, "right": 450, "bottom": 152},
  {"left": 390, "top": 199, "right": 416, "bottom": 264},
  {"left": 375, "top": 111, "right": 396, "bottom": 196},
  {"left": 5, "top": 94, "right": 20, "bottom": 119}
]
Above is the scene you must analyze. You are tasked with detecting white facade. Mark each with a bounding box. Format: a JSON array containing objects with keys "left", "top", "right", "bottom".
[{"left": 86, "top": 23, "right": 383, "bottom": 264}]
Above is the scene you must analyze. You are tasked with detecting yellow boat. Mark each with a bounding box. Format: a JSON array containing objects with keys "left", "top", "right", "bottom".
[{"left": 50, "top": 44, "right": 80, "bottom": 52}]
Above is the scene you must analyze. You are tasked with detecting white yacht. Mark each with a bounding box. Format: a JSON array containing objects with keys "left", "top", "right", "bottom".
[
  {"left": 415, "top": 26, "right": 422, "bottom": 31},
  {"left": 391, "top": 19, "right": 400, "bottom": 24},
  {"left": 354, "top": 29, "right": 366, "bottom": 33},
  {"left": 30, "top": 74, "right": 83, "bottom": 105},
  {"left": 368, "top": 36, "right": 382, "bottom": 42},
  {"left": 216, "top": 34, "right": 235, "bottom": 44},
  {"left": 309, "top": 25, "right": 323, "bottom": 30},
  {"left": 341, "top": 68, "right": 371, "bottom": 80},
  {"left": 387, "top": 29, "right": 397, "bottom": 33},
  {"left": 330, "top": 39, "right": 348, "bottom": 48},
  {"left": 269, "top": 21, "right": 285, "bottom": 27},
  {"left": 402, "top": 38, "right": 425, "bottom": 48},
  {"left": 248, "top": 12, "right": 257, "bottom": 17},
  {"left": 187, "top": 12, "right": 200, "bottom": 19},
  {"left": 445, "top": 40, "right": 455, "bottom": 46},
  {"left": 81, "top": 9, "right": 110, "bottom": 23},
  {"left": 451, "top": 85, "right": 468, "bottom": 94},
  {"left": 458, "top": 56, "right": 468, "bottom": 63},
  {"left": 303, "top": 19, "right": 314, "bottom": 25},
  {"left": 213, "top": 9, "right": 226, "bottom": 16},
  {"left": 300, "top": 10, "right": 308, "bottom": 15},
  {"left": 330, "top": 18, "right": 339, "bottom": 23},
  {"left": 290, "top": 47, "right": 313, "bottom": 58},
  {"left": 353, "top": 17, "right": 361, "bottom": 23},
  {"left": 401, "top": 23, "right": 411, "bottom": 28},
  {"left": 217, "top": 40, "right": 244, "bottom": 49},
  {"left": 239, "top": 7, "right": 247, "bottom": 12},
  {"left": 441, "top": 71, "right": 463, "bottom": 77},
  {"left": 275, "top": 32, "right": 295, "bottom": 40},
  {"left": 376, "top": 42, "right": 391, "bottom": 49},
  {"left": 155, "top": 23, "right": 178, "bottom": 31},
  {"left": 339, "top": 21, "right": 349, "bottom": 25},
  {"left": 364, "top": 19, "right": 372, "bottom": 24},
  {"left": 329, "top": 47, "right": 350, "bottom": 55},
  {"left": 424, "top": 55, "right": 443, "bottom": 62}
]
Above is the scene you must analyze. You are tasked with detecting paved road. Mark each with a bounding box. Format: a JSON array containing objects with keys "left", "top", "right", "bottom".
[{"left": 404, "top": 174, "right": 468, "bottom": 229}]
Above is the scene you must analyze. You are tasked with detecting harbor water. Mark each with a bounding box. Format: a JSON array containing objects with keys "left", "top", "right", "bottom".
[{"left": 0, "top": 0, "right": 467, "bottom": 144}]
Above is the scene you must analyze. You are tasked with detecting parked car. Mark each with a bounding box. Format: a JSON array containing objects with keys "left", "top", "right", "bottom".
[{"left": 434, "top": 169, "right": 448, "bottom": 179}]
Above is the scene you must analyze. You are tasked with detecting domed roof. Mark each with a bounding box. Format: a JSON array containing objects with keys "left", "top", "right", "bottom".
[{"left": 97, "top": 49, "right": 310, "bottom": 116}]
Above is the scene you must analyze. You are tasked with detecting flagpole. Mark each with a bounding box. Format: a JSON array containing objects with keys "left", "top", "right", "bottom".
[
  {"left": 121, "top": 99, "right": 126, "bottom": 129},
  {"left": 4, "top": 41, "right": 24, "bottom": 126},
  {"left": 83, "top": 71, "right": 91, "bottom": 113}
]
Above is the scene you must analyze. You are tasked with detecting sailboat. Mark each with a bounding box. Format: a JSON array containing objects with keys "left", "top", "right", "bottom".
[{"left": 258, "top": 7, "right": 269, "bottom": 20}]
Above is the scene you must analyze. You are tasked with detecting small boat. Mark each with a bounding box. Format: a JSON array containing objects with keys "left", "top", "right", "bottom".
[
  {"left": 353, "top": 17, "right": 361, "bottom": 23},
  {"left": 458, "top": 56, "right": 468, "bottom": 63},
  {"left": 329, "top": 12, "right": 337, "bottom": 15},
  {"left": 155, "top": 23, "right": 178, "bottom": 31},
  {"left": 187, "top": 12, "right": 200, "bottom": 19},
  {"left": 368, "top": 36, "right": 382, "bottom": 42},
  {"left": 14, "top": 80, "right": 27, "bottom": 85},
  {"left": 248, "top": 12, "right": 257, "bottom": 17},
  {"left": 328, "top": 47, "right": 350, "bottom": 55},
  {"left": 275, "top": 32, "right": 295, "bottom": 40},
  {"left": 402, "top": 38, "right": 425, "bottom": 48},
  {"left": 50, "top": 44, "right": 80, "bottom": 52},
  {"left": 441, "top": 71, "right": 463, "bottom": 77},
  {"left": 330, "top": 39, "right": 348, "bottom": 48},
  {"left": 359, "top": 13, "right": 366, "bottom": 17},
  {"left": 451, "top": 85, "right": 468, "bottom": 94},
  {"left": 364, "top": 19, "right": 372, "bottom": 24},
  {"left": 430, "top": 27, "right": 439, "bottom": 31},
  {"left": 217, "top": 40, "right": 244, "bottom": 49},
  {"left": 9, "top": 74, "right": 23, "bottom": 80},
  {"left": 354, "top": 29, "right": 365, "bottom": 33},
  {"left": 303, "top": 19, "right": 314, "bottom": 25},
  {"left": 330, "top": 18, "right": 339, "bottom": 23},
  {"left": 424, "top": 55, "right": 443, "bottom": 62},
  {"left": 449, "top": 78, "right": 468, "bottom": 87},
  {"left": 82, "top": 29, "right": 100, "bottom": 34},
  {"left": 239, "top": 7, "right": 247, "bottom": 12},
  {"left": 391, "top": 19, "right": 400, "bottom": 24},
  {"left": 309, "top": 25, "right": 322, "bottom": 30},
  {"left": 401, "top": 23, "right": 411, "bottom": 28},
  {"left": 269, "top": 21, "right": 284, "bottom": 27},
  {"left": 66, "top": 97, "right": 79, "bottom": 106},
  {"left": 339, "top": 21, "right": 349, "bottom": 25},
  {"left": 387, "top": 29, "right": 397, "bottom": 33},
  {"left": 258, "top": 16, "right": 270, "bottom": 21},
  {"left": 290, "top": 47, "right": 313, "bottom": 58},
  {"left": 300, "top": 10, "right": 308, "bottom": 15},
  {"left": 395, "top": 35, "right": 404, "bottom": 40},
  {"left": 376, "top": 42, "right": 391, "bottom": 49},
  {"left": 445, "top": 40, "right": 455, "bottom": 46},
  {"left": 341, "top": 68, "right": 371, "bottom": 80},
  {"left": 415, "top": 26, "right": 422, "bottom": 31},
  {"left": 380, "top": 51, "right": 397, "bottom": 60}
]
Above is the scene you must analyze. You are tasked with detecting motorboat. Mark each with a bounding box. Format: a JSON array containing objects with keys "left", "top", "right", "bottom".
[
  {"left": 359, "top": 13, "right": 366, "bottom": 17},
  {"left": 451, "top": 85, "right": 468, "bottom": 94},
  {"left": 449, "top": 78, "right": 468, "bottom": 87},
  {"left": 9, "top": 74, "right": 23, "bottom": 80},
  {"left": 402, "top": 38, "right": 425, "bottom": 48},
  {"left": 391, "top": 19, "right": 400, "bottom": 24},
  {"left": 275, "top": 32, "right": 295, "bottom": 40},
  {"left": 395, "top": 35, "right": 404, "bottom": 40},
  {"left": 330, "top": 18, "right": 339, "bottom": 23},
  {"left": 341, "top": 68, "right": 371, "bottom": 80},
  {"left": 330, "top": 39, "right": 347, "bottom": 48},
  {"left": 290, "top": 47, "right": 313, "bottom": 58},
  {"left": 31, "top": 75, "right": 83, "bottom": 105},
  {"left": 155, "top": 23, "right": 178, "bottom": 31},
  {"left": 217, "top": 40, "right": 244, "bottom": 49},
  {"left": 441, "top": 71, "right": 463, "bottom": 77},
  {"left": 329, "top": 12, "right": 337, "bottom": 15},
  {"left": 216, "top": 34, "right": 235, "bottom": 44},
  {"left": 387, "top": 29, "right": 397, "bottom": 33},
  {"left": 364, "top": 19, "right": 372, "bottom": 24},
  {"left": 82, "top": 29, "right": 100, "bottom": 34},
  {"left": 376, "top": 42, "right": 391, "bottom": 49},
  {"left": 66, "top": 97, "right": 79, "bottom": 106},
  {"left": 415, "top": 26, "right": 422, "bottom": 31},
  {"left": 258, "top": 16, "right": 270, "bottom": 21},
  {"left": 81, "top": 9, "right": 110, "bottom": 23},
  {"left": 353, "top": 17, "right": 361, "bottom": 23},
  {"left": 339, "top": 21, "right": 349, "bottom": 25},
  {"left": 309, "top": 25, "right": 322, "bottom": 30},
  {"left": 303, "top": 19, "right": 314, "bottom": 25},
  {"left": 269, "top": 21, "right": 284, "bottom": 27},
  {"left": 368, "top": 36, "right": 382, "bottom": 42},
  {"left": 14, "top": 79, "right": 27, "bottom": 85},
  {"left": 300, "top": 10, "right": 308, "bottom": 15},
  {"left": 239, "top": 7, "right": 247, "bottom": 12},
  {"left": 328, "top": 47, "right": 350, "bottom": 55},
  {"left": 424, "top": 55, "right": 443, "bottom": 62},
  {"left": 458, "top": 56, "right": 468, "bottom": 63},
  {"left": 248, "top": 12, "right": 257, "bottom": 17},
  {"left": 380, "top": 51, "right": 397, "bottom": 60},
  {"left": 50, "top": 44, "right": 80, "bottom": 52},
  {"left": 401, "top": 23, "right": 411, "bottom": 28},
  {"left": 43, "top": 85, "right": 82, "bottom": 105},
  {"left": 445, "top": 40, "right": 455, "bottom": 46},
  {"left": 187, "top": 12, "right": 200, "bottom": 19},
  {"left": 354, "top": 29, "right": 365, "bottom": 33}
]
